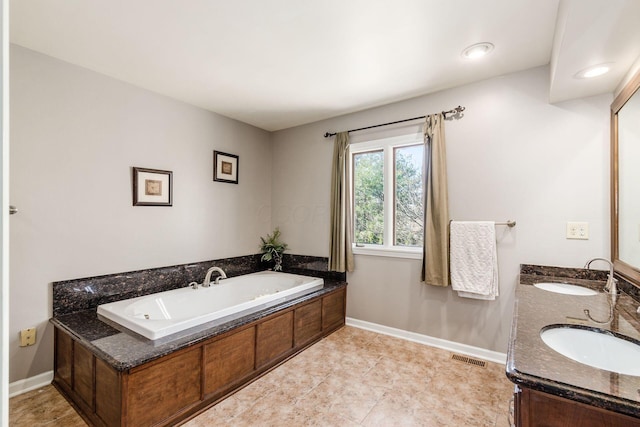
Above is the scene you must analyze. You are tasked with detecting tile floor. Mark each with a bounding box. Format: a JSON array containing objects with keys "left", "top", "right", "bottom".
[{"left": 10, "top": 326, "right": 514, "bottom": 426}]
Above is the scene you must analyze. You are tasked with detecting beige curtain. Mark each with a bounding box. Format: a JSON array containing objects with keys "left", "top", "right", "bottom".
[
  {"left": 328, "top": 132, "right": 355, "bottom": 272},
  {"left": 422, "top": 113, "right": 450, "bottom": 286}
]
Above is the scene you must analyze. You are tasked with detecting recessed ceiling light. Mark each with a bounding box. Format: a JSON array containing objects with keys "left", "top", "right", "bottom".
[
  {"left": 461, "top": 42, "right": 494, "bottom": 59},
  {"left": 574, "top": 63, "right": 612, "bottom": 79}
]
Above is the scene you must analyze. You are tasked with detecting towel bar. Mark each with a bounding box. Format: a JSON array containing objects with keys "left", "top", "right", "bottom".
[
  {"left": 450, "top": 220, "right": 516, "bottom": 228},
  {"left": 497, "top": 220, "right": 516, "bottom": 227}
]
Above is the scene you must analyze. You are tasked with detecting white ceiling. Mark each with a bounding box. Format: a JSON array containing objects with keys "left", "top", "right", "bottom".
[{"left": 9, "top": 0, "right": 640, "bottom": 131}]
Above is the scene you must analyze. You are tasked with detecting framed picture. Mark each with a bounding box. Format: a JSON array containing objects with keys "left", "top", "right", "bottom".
[
  {"left": 213, "top": 151, "right": 239, "bottom": 184},
  {"left": 132, "top": 167, "right": 173, "bottom": 206}
]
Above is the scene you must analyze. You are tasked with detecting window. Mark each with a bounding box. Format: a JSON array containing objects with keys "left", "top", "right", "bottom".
[{"left": 351, "top": 134, "right": 425, "bottom": 258}]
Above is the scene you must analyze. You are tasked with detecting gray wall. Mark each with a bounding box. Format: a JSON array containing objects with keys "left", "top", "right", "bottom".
[
  {"left": 9, "top": 45, "right": 272, "bottom": 382},
  {"left": 9, "top": 45, "right": 614, "bottom": 382},
  {"left": 271, "top": 66, "right": 612, "bottom": 353}
]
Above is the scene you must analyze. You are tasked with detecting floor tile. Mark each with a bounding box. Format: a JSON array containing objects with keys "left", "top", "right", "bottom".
[{"left": 9, "top": 386, "right": 87, "bottom": 426}]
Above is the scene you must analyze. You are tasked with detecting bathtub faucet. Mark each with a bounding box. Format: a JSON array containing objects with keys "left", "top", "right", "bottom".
[{"left": 203, "top": 266, "right": 227, "bottom": 287}]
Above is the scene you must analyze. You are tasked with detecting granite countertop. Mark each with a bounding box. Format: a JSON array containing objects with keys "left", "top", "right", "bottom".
[
  {"left": 51, "top": 280, "right": 347, "bottom": 372},
  {"left": 507, "top": 270, "right": 640, "bottom": 418}
]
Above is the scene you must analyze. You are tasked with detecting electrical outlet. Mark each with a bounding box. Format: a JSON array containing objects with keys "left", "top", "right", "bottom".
[
  {"left": 566, "top": 222, "right": 589, "bottom": 240},
  {"left": 19, "top": 328, "right": 36, "bottom": 347}
]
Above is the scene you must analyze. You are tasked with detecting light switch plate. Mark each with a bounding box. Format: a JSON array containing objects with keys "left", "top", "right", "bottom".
[{"left": 567, "top": 222, "right": 589, "bottom": 240}]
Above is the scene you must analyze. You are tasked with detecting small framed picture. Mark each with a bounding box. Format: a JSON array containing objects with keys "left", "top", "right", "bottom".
[
  {"left": 132, "top": 167, "right": 173, "bottom": 206},
  {"left": 213, "top": 151, "right": 239, "bottom": 184}
]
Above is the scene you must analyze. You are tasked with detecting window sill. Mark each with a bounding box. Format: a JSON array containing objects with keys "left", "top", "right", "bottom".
[{"left": 352, "top": 246, "right": 422, "bottom": 260}]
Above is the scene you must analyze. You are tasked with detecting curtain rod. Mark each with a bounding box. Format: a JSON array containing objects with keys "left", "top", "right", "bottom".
[{"left": 323, "top": 105, "right": 465, "bottom": 138}]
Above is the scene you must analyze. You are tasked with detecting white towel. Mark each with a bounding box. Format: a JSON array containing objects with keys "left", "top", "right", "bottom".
[{"left": 450, "top": 221, "right": 499, "bottom": 300}]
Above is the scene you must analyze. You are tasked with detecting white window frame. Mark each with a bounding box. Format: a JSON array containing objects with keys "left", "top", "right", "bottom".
[{"left": 350, "top": 134, "right": 424, "bottom": 260}]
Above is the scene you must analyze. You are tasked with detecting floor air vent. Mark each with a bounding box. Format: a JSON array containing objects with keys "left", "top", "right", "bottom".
[{"left": 451, "top": 354, "right": 487, "bottom": 368}]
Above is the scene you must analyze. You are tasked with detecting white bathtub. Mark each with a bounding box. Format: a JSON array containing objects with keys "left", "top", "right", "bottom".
[{"left": 97, "top": 271, "right": 324, "bottom": 340}]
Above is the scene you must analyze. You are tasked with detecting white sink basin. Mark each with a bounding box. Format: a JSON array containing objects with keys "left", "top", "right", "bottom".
[
  {"left": 540, "top": 326, "right": 640, "bottom": 376},
  {"left": 534, "top": 282, "right": 598, "bottom": 296}
]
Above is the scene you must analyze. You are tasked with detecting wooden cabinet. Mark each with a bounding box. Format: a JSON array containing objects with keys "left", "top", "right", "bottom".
[
  {"left": 73, "top": 344, "right": 94, "bottom": 409},
  {"left": 256, "top": 311, "right": 294, "bottom": 368},
  {"left": 322, "top": 289, "right": 345, "bottom": 331},
  {"left": 95, "top": 359, "right": 121, "bottom": 427},
  {"left": 54, "top": 329, "right": 72, "bottom": 388},
  {"left": 127, "top": 347, "right": 202, "bottom": 426},
  {"left": 203, "top": 326, "right": 255, "bottom": 398},
  {"left": 53, "top": 285, "right": 346, "bottom": 427},
  {"left": 294, "top": 300, "right": 322, "bottom": 347},
  {"left": 514, "top": 386, "right": 640, "bottom": 427}
]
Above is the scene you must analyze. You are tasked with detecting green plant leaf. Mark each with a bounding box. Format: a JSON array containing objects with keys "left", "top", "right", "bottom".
[{"left": 259, "top": 227, "right": 288, "bottom": 263}]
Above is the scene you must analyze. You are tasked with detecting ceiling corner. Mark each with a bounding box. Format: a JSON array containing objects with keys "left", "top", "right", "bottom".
[{"left": 549, "top": 0, "right": 640, "bottom": 104}]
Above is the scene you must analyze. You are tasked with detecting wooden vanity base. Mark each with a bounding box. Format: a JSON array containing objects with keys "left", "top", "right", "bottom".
[{"left": 514, "top": 386, "right": 640, "bottom": 427}]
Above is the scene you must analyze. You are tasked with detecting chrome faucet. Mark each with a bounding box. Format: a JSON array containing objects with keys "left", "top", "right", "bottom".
[
  {"left": 584, "top": 258, "right": 619, "bottom": 324},
  {"left": 584, "top": 257, "right": 618, "bottom": 295},
  {"left": 202, "top": 266, "right": 227, "bottom": 287}
]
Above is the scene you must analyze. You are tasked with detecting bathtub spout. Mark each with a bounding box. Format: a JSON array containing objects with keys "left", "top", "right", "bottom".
[{"left": 203, "top": 267, "right": 227, "bottom": 287}]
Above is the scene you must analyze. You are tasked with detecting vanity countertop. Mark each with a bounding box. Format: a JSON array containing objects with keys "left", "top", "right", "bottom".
[
  {"left": 507, "top": 268, "right": 640, "bottom": 418},
  {"left": 50, "top": 280, "right": 347, "bottom": 372}
]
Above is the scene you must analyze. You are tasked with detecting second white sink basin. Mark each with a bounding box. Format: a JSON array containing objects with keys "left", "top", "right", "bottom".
[
  {"left": 540, "top": 326, "right": 640, "bottom": 376},
  {"left": 534, "top": 282, "right": 598, "bottom": 296}
]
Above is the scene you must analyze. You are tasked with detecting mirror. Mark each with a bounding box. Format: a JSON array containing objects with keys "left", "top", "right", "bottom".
[{"left": 612, "top": 68, "right": 640, "bottom": 287}]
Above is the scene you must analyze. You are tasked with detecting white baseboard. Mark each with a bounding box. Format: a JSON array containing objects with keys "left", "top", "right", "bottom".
[
  {"left": 9, "top": 370, "right": 53, "bottom": 398},
  {"left": 345, "top": 317, "right": 507, "bottom": 365}
]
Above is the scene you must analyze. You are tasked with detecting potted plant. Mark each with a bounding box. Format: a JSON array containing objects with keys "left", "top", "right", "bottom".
[{"left": 259, "top": 227, "right": 288, "bottom": 271}]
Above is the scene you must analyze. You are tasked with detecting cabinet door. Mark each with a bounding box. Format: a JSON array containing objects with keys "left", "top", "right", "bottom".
[
  {"left": 127, "top": 347, "right": 202, "bottom": 426},
  {"left": 256, "top": 311, "right": 294, "bottom": 368},
  {"left": 294, "top": 300, "right": 322, "bottom": 347},
  {"left": 520, "top": 387, "right": 640, "bottom": 427},
  {"left": 54, "top": 328, "right": 73, "bottom": 389},
  {"left": 204, "top": 327, "right": 255, "bottom": 397},
  {"left": 73, "top": 344, "right": 94, "bottom": 409},
  {"left": 95, "top": 358, "right": 121, "bottom": 427},
  {"left": 322, "top": 288, "right": 346, "bottom": 331}
]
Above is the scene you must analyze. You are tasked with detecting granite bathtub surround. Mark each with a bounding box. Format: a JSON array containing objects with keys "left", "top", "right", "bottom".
[
  {"left": 281, "top": 253, "right": 346, "bottom": 282},
  {"left": 508, "top": 264, "right": 640, "bottom": 419},
  {"left": 50, "top": 253, "right": 346, "bottom": 371},
  {"left": 52, "top": 280, "right": 346, "bottom": 371},
  {"left": 53, "top": 253, "right": 344, "bottom": 316}
]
